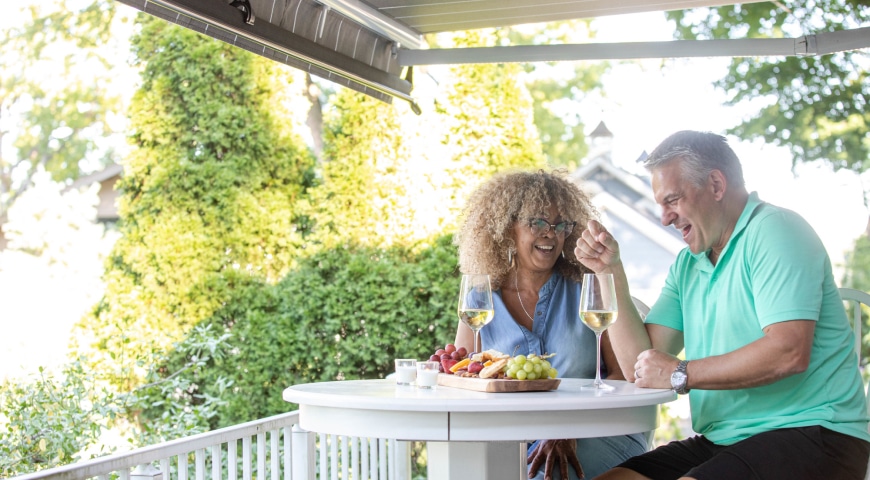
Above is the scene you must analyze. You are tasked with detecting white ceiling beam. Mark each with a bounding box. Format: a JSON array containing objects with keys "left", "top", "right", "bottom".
[{"left": 398, "top": 27, "right": 870, "bottom": 65}]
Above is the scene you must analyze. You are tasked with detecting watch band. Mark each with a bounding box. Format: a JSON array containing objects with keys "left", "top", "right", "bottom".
[{"left": 674, "top": 360, "right": 690, "bottom": 394}]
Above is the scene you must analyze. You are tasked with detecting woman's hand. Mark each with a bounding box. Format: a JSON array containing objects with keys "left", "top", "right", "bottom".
[
  {"left": 527, "top": 439, "right": 583, "bottom": 480},
  {"left": 575, "top": 220, "right": 621, "bottom": 273}
]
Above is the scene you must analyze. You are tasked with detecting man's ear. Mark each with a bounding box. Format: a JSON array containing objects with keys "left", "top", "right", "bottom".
[{"left": 709, "top": 169, "right": 727, "bottom": 201}]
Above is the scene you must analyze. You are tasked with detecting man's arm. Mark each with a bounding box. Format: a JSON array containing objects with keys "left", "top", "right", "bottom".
[
  {"left": 633, "top": 320, "right": 815, "bottom": 390},
  {"left": 576, "top": 220, "right": 684, "bottom": 381}
]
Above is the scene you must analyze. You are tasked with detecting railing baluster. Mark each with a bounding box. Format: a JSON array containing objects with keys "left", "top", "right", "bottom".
[
  {"left": 211, "top": 444, "right": 221, "bottom": 480},
  {"left": 179, "top": 453, "right": 189, "bottom": 480},
  {"left": 388, "top": 439, "right": 395, "bottom": 480},
  {"left": 351, "top": 436, "right": 359, "bottom": 480},
  {"left": 361, "top": 437, "right": 369, "bottom": 480},
  {"left": 243, "top": 436, "right": 252, "bottom": 480},
  {"left": 195, "top": 449, "right": 205, "bottom": 480},
  {"left": 161, "top": 458, "right": 171, "bottom": 480},
  {"left": 330, "top": 434, "right": 339, "bottom": 480},
  {"left": 319, "top": 433, "right": 328, "bottom": 480},
  {"left": 340, "top": 436, "right": 349, "bottom": 480},
  {"left": 378, "top": 439, "right": 387, "bottom": 480},
  {"left": 229, "top": 440, "right": 238, "bottom": 480},
  {"left": 271, "top": 430, "right": 280, "bottom": 480},
  {"left": 283, "top": 426, "right": 292, "bottom": 480},
  {"left": 369, "top": 438, "right": 378, "bottom": 480},
  {"left": 257, "top": 432, "right": 266, "bottom": 480}
]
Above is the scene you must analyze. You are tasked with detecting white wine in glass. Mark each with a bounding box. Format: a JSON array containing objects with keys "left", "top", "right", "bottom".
[
  {"left": 580, "top": 273, "right": 618, "bottom": 391},
  {"left": 457, "top": 274, "right": 494, "bottom": 354}
]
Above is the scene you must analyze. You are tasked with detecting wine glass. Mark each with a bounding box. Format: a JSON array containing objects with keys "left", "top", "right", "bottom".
[
  {"left": 579, "top": 273, "right": 618, "bottom": 391},
  {"left": 457, "top": 274, "right": 495, "bottom": 354}
]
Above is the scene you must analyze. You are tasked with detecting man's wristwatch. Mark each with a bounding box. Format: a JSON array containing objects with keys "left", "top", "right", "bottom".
[{"left": 671, "top": 360, "right": 690, "bottom": 395}]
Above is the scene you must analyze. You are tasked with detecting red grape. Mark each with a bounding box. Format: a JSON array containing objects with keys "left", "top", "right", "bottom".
[{"left": 445, "top": 344, "right": 457, "bottom": 354}]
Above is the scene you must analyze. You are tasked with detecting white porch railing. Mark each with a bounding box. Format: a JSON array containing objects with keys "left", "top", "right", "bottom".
[{"left": 11, "top": 411, "right": 412, "bottom": 480}]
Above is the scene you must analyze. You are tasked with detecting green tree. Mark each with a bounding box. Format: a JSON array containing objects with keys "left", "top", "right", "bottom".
[
  {"left": 667, "top": 0, "right": 870, "bottom": 173},
  {"left": 142, "top": 236, "right": 460, "bottom": 428},
  {"left": 0, "top": 0, "right": 130, "bottom": 246},
  {"left": 76, "top": 14, "right": 315, "bottom": 397},
  {"left": 509, "top": 21, "right": 610, "bottom": 169},
  {"left": 306, "top": 92, "right": 417, "bottom": 249},
  {"left": 437, "top": 30, "right": 546, "bottom": 182}
]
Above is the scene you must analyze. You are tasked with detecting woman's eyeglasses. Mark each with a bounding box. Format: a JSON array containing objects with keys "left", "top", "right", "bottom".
[{"left": 528, "top": 218, "right": 576, "bottom": 237}]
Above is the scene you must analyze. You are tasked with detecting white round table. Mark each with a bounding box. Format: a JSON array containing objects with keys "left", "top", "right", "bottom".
[{"left": 283, "top": 378, "right": 676, "bottom": 479}]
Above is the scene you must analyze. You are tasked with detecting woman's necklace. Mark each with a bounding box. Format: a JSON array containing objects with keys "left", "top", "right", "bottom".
[{"left": 515, "top": 273, "right": 535, "bottom": 322}]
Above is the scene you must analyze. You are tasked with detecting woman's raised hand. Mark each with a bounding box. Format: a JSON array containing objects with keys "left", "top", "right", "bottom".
[{"left": 574, "top": 220, "right": 622, "bottom": 273}]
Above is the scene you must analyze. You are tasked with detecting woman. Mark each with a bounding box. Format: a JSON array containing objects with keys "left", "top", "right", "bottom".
[{"left": 453, "top": 169, "right": 647, "bottom": 480}]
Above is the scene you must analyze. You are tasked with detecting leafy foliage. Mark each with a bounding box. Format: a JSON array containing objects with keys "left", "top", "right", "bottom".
[
  {"left": 436, "top": 30, "right": 547, "bottom": 180},
  {"left": 0, "top": 0, "right": 130, "bottom": 236},
  {"left": 76, "top": 15, "right": 315, "bottom": 394},
  {"left": 0, "top": 361, "right": 115, "bottom": 475},
  {"left": 140, "top": 235, "right": 460, "bottom": 428},
  {"left": 509, "top": 21, "right": 610, "bottom": 169},
  {"left": 307, "top": 92, "right": 416, "bottom": 249},
  {"left": 667, "top": 0, "right": 870, "bottom": 172},
  {"left": 7, "top": 2, "right": 607, "bottom": 470},
  {"left": 0, "top": 324, "right": 232, "bottom": 476}
]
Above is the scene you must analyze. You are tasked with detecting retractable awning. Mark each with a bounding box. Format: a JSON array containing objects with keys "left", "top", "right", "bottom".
[{"left": 116, "top": 0, "right": 870, "bottom": 111}]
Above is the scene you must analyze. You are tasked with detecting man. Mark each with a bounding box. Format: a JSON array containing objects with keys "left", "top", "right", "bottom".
[{"left": 575, "top": 130, "right": 870, "bottom": 480}]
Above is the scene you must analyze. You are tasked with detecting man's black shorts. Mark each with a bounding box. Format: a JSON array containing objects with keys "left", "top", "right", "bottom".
[{"left": 617, "top": 426, "right": 869, "bottom": 480}]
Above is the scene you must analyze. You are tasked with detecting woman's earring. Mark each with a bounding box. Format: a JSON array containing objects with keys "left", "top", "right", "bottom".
[
  {"left": 508, "top": 249, "right": 514, "bottom": 268},
  {"left": 561, "top": 250, "right": 566, "bottom": 259}
]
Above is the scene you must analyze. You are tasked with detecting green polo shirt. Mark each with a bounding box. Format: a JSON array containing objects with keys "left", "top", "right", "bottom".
[{"left": 646, "top": 192, "right": 870, "bottom": 445}]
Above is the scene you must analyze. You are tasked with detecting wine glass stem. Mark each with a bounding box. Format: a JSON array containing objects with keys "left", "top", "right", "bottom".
[
  {"left": 595, "top": 331, "right": 603, "bottom": 386},
  {"left": 474, "top": 330, "right": 480, "bottom": 353}
]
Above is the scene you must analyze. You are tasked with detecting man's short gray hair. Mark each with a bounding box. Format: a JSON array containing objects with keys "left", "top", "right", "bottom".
[{"left": 644, "top": 131, "right": 745, "bottom": 189}]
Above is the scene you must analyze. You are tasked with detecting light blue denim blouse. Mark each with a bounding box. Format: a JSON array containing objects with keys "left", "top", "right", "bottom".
[
  {"left": 479, "top": 271, "right": 603, "bottom": 379},
  {"left": 481, "top": 272, "right": 646, "bottom": 479}
]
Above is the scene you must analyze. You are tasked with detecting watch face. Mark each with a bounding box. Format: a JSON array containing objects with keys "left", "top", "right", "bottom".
[{"left": 671, "top": 371, "right": 687, "bottom": 389}]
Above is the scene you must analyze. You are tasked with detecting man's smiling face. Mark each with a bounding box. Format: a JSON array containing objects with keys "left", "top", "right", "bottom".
[{"left": 652, "top": 160, "right": 725, "bottom": 256}]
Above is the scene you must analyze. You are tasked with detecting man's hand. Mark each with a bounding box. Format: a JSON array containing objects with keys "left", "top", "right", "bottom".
[
  {"left": 575, "top": 220, "right": 621, "bottom": 273},
  {"left": 633, "top": 349, "right": 680, "bottom": 389},
  {"left": 527, "top": 439, "right": 583, "bottom": 480}
]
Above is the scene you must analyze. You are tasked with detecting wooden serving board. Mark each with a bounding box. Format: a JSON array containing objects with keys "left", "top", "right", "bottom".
[{"left": 437, "top": 374, "right": 560, "bottom": 392}]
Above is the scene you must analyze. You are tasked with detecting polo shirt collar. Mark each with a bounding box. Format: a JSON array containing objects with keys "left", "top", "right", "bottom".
[{"left": 690, "top": 191, "right": 763, "bottom": 269}]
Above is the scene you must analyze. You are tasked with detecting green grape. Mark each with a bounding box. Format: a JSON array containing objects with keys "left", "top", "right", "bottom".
[
  {"left": 548, "top": 368, "right": 558, "bottom": 378},
  {"left": 523, "top": 363, "right": 535, "bottom": 373},
  {"left": 516, "top": 369, "right": 528, "bottom": 380},
  {"left": 514, "top": 355, "right": 527, "bottom": 366},
  {"left": 526, "top": 371, "right": 538, "bottom": 380},
  {"left": 542, "top": 360, "right": 551, "bottom": 370},
  {"left": 533, "top": 364, "right": 543, "bottom": 374},
  {"left": 507, "top": 365, "right": 521, "bottom": 377}
]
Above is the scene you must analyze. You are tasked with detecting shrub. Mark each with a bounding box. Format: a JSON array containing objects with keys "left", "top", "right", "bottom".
[{"left": 139, "top": 235, "right": 460, "bottom": 428}]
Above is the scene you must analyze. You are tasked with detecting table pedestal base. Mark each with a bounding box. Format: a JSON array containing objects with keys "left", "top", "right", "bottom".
[{"left": 427, "top": 441, "right": 525, "bottom": 480}]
